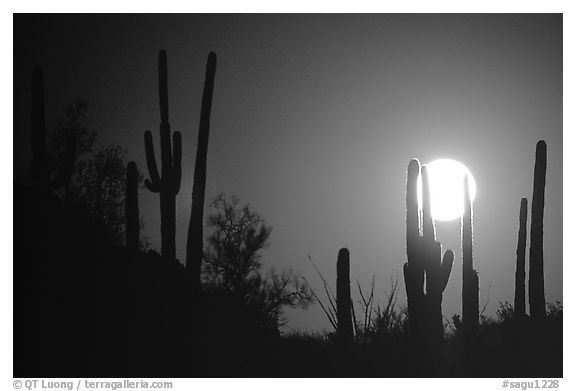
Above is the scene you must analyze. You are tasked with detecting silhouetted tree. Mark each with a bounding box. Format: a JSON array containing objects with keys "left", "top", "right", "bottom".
[
  {"left": 72, "top": 144, "right": 130, "bottom": 243},
  {"left": 202, "top": 193, "right": 313, "bottom": 331},
  {"left": 48, "top": 98, "right": 136, "bottom": 244},
  {"left": 126, "top": 161, "right": 140, "bottom": 251},
  {"left": 144, "top": 50, "right": 182, "bottom": 261},
  {"left": 50, "top": 98, "right": 96, "bottom": 174},
  {"left": 186, "top": 52, "right": 217, "bottom": 294},
  {"left": 31, "top": 66, "right": 76, "bottom": 193}
]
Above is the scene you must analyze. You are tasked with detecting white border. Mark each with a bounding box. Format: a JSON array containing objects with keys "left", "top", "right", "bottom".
[{"left": 3, "top": 2, "right": 573, "bottom": 389}]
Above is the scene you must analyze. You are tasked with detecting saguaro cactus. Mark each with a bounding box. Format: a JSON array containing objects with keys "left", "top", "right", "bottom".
[
  {"left": 403, "top": 159, "right": 454, "bottom": 346},
  {"left": 125, "top": 161, "right": 140, "bottom": 251},
  {"left": 31, "top": 65, "right": 76, "bottom": 193},
  {"left": 514, "top": 198, "right": 528, "bottom": 318},
  {"left": 461, "top": 176, "right": 479, "bottom": 336},
  {"left": 336, "top": 248, "right": 353, "bottom": 345},
  {"left": 529, "top": 140, "right": 547, "bottom": 319},
  {"left": 186, "top": 52, "right": 217, "bottom": 292},
  {"left": 144, "top": 50, "right": 182, "bottom": 261}
]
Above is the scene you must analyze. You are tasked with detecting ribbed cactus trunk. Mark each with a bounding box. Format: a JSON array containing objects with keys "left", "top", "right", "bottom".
[
  {"left": 125, "top": 161, "right": 140, "bottom": 251},
  {"left": 404, "top": 159, "right": 425, "bottom": 341},
  {"left": 31, "top": 66, "right": 75, "bottom": 193},
  {"left": 186, "top": 52, "right": 217, "bottom": 294},
  {"left": 403, "top": 160, "right": 454, "bottom": 347},
  {"left": 529, "top": 140, "right": 547, "bottom": 319},
  {"left": 461, "top": 176, "right": 479, "bottom": 336},
  {"left": 144, "top": 50, "right": 182, "bottom": 262},
  {"left": 514, "top": 198, "right": 528, "bottom": 318},
  {"left": 336, "top": 248, "right": 353, "bottom": 345}
]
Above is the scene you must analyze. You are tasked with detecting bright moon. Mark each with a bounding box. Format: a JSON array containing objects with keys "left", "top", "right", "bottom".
[{"left": 417, "top": 159, "right": 477, "bottom": 221}]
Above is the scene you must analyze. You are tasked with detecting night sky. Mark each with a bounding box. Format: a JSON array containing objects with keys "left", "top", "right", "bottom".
[{"left": 14, "top": 14, "right": 562, "bottom": 332}]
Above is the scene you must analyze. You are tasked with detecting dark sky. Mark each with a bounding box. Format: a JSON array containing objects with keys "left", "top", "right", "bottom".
[{"left": 14, "top": 14, "right": 562, "bottom": 332}]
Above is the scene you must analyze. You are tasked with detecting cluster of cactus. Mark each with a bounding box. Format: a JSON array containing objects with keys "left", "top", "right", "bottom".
[
  {"left": 403, "top": 159, "right": 454, "bottom": 346},
  {"left": 515, "top": 140, "right": 547, "bottom": 319},
  {"left": 336, "top": 248, "right": 353, "bottom": 345},
  {"left": 135, "top": 49, "right": 217, "bottom": 297},
  {"left": 143, "top": 50, "right": 182, "bottom": 262},
  {"left": 125, "top": 161, "right": 140, "bottom": 251},
  {"left": 141, "top": 49, "right": 217, "bottom": 288},
  {"left": 31, "top": 66, "right": 76, "bottom": 193},
  {"left": 461, "top": 176, "right": 479, "bottom": 336},
  {"left": 186, "top": 52, "right": 217, "bottom": 293}
]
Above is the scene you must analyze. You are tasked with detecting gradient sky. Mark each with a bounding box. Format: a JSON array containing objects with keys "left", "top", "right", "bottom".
[{"left": 14, "top": 14, "right": 562, "bottom": 332}]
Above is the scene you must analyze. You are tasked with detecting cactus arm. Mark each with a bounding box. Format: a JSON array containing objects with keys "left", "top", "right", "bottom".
[
  {"left": 406, "top": 159, "right": 420, "bottom": 259},
  {"left": 462, "top": 176, "right": 473, "bottom": 272},
  {"left": 403, "top": 262, "right": 411, "bottom": 293},
  {"left": 158, "top": 50, "right": 169, "bottom": 123},
  {"left": 439, "top": 249, "right": 454, "bottom": 292},
  {"left": 144, "top": 179, "right": 159, "bottom": 193},
  {"left": 421, "top": 165, "right": 436, "bottom": 242},
  {"left": 172, "top": 131, "right": 182, "bottom": 194},
  {"left": 144, "top": 130, "right": 161, "bottom": 192}
]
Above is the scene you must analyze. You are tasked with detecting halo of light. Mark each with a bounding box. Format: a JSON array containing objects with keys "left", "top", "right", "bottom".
[{"left": 416, "top": 159, "right": 477, "bottom": 221}]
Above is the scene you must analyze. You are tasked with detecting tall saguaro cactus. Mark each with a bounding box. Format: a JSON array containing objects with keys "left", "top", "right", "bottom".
[
  {"left": 514, "top": 198, "right": 528, "bottom": 318},
  {"left": 31, "top": 65, "right": 76, "bottom": 193},
  {"left": 125, "top": 161, "right": 140, "bottom": 251},
  {"left": 461, "top": 176, "right": 479, "bottom": 336},
  {"left": 336, "top": 248, "right": 353, "bottom": 345},
  {"left": 529, "top": 140, "right": 547, "bottom": 319},
  {"left": 144, "top": 50, "right": 182, "bottom": 261},
  {"left": 186, "top": 52, "right": 217, "bottom": 293},
  {"left": 403, "top": 159, "right": 454, "bottom": 346}
]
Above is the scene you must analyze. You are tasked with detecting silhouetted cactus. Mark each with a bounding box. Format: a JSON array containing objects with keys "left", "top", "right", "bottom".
[
  {"left": 514, "top": 198, "right": 528, "bottom": 318},
  {"left": 143, "top": 50, "right": 182, "bottom": 261},
  {"left": 31, "top": 65, "right": 76, "bottom": 193},
  {"left": 529, "top": 140, "right": 547, "bottom": 319},
  {"left": 186, "top": 52, "right": 217, "bottom": 293},
  {"left": 403, "top": 159, "right": 454, "bottom": 346},
  {"left": 336, "top": 248, "right": 353, "bottom": 345},
  {"left": 125, "top": 161, "right": 139, "bottom": 251},
  {"left": 461, "top": 176, "right": 479, "bottom": 336}
]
